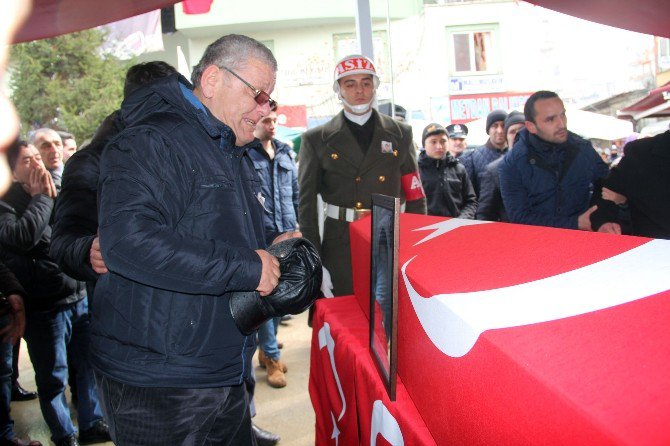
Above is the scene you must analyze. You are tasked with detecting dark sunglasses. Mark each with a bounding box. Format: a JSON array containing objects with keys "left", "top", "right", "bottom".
[{"left": 222, "top": 66, "right": 276, "bottom": 109}]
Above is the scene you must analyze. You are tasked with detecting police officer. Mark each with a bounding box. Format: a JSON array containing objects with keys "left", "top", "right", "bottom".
[
  {"left": 446, "top": 123, "right": 468, "bottom": 158},
  {"left": 298, "top": 54, "right": 426, "bottom": 297}
]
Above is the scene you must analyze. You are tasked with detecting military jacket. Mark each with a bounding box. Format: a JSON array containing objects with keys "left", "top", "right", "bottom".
[{"left": 298, "top": 109, "right": 426, "bottom": 253}]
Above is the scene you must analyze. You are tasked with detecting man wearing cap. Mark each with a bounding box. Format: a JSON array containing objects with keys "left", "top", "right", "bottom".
[
  {"left": 499, "top": 91, "right": 608, "bottom": 229},
  {"left": 299, "top": 54, "right": 426, "bottom": 297},
  {"left": 446, "top": 123, "right": 468, "bottom": 158},
  {"left": 418, "top": 123, "right": 476, "bottom": 219},
  {"left": 477, "top": 111, "right": 525, "bottom": 221},
  {"left": 460, "top": 109, "right": 507, "bottom": 198}
]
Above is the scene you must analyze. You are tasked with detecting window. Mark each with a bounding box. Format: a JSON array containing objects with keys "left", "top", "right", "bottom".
[{"left": 447, "top": 25, "right": 499, "bottom": 75}]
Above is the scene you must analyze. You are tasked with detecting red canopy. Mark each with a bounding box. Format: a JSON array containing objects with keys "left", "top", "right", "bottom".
[
  {"left": 617, "top": 82, "right": 670, "bottom": 120},
  {"left": 13, "top": 0, "right": 213, "bottom": 44},
  {"left": 525, "top": 0, "right": 670, "bottom": 38},
  {"left": 13, "top": 0, "right": 670, "bottom": 44}
]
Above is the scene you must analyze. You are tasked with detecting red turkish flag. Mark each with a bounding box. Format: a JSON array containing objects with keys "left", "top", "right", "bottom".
[
  {"left": 309, "top": 299, "right": 361, "bottom": 445},
  {"left": 350, "top": 214, "right": 670, "bottom": 444}
]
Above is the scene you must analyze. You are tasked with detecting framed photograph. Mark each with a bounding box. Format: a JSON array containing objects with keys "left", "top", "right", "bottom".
[{"left": 369, "top": 193, "right": 400, "bottom": 401}]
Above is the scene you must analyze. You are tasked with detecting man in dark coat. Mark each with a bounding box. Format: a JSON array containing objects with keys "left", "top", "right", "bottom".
[
  {"left": 499, "top": 91, "right": 608, "bottom": 229},
  {"left": 477, "top": 111, "right": 525, "bottom": 221},
  {"left": 418, "top": 123, "right": 476, "bottom": 218},
  {"left": 460, "top": 109, "right": 508, "bottom": 197},
  {"left": 591, "top": 130, "right": 670, "bottom": 239},
  {"left": 92, "top": 34, "right": 296, "bottom": 445},
  {"left": 249, "top": 103, "right": 298, "bottom": 391},
  {"left": 0, "top": 261, "right": 41, "bottom": 446},
  {"left": 0, "top": 141, "right": 109, "bottom": 446},
  {"left": 50, "top": 61, "right": 177, "bottom": 300}
]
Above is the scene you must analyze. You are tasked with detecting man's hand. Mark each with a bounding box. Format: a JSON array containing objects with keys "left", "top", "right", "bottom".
[
  {"left": 577, "top": 205, "right": 597, "bottom": 231},
  {"left": 255, "top": 249, "right": 280, "bottom": 296},
  {"left": 0, "top": 294, "right": 25, "bottom": 344},
  {"left": 597, "top": 222, "right": 622, "bottom": 235},
  {"left": 90, "top": 236, "right": 108, "bottom": 274},
  {"left": 321, "top": 266, "right": 334, "bottom": 298},
  {"left": 602, "top": 187, "right": 627, "bottom": 205},
  {"left": 44, "top": 169, "right": 57, "bottom": 198},
  {"left": 25, "top": 166, "right": 56, "bottom": 198},
  {"left": 271, "top": 230, "right": 302, "bottom": 245}
]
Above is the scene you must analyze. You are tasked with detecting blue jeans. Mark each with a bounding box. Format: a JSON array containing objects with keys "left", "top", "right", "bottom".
[
  {"left": 0, "top": 338, "right": 13, "bottom": 440},
  {"left": 24, "top": 298, "right": 104, "bottom": 441},
  {"left": 257, "top": 317, "right": 281, "bottom": 360}
]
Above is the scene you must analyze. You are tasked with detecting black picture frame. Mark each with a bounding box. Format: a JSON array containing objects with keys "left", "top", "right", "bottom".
[{"left": 369, "top": 193, "right": 399, "bottom": 401}]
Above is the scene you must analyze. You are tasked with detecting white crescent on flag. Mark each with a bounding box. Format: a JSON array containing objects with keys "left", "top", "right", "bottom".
[
  {"left": 402, "top": 238, "right": 670, "bottom": 357},
  {"left": 318, "top": 323, "right": 347, "bottom": 420},
  {"left": 370, "top": 400, "right": 404, "bottom": 446},
  {"left": 412, "top": 218, "right": 492, "bottom": 245}
]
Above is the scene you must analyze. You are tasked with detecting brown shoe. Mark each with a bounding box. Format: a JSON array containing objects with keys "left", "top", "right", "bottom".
[
  {"left": 258, "top": 350, "right": 287, "bottom": 373},
  {"left": 265, "top": 358, "right": 287, "bottom": 388}
]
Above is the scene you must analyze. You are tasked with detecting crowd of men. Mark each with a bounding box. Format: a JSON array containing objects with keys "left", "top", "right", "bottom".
[
  {"left": 417, "top": 92, "right": 669, "bottom": 240},
  {"left": 0, "top": 18, "right": 667, "bottom": 446}
]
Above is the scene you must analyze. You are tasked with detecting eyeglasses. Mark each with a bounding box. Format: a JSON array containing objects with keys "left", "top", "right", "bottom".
[{"left": 222, "top": 66, "right": 276, "bottom": 109}]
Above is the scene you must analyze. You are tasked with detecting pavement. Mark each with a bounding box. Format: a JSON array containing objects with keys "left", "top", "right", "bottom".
[{"left": 10, "top": 311, "right": 316, "bottom": 445}]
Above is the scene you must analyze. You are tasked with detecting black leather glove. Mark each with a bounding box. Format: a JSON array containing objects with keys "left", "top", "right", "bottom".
[{"left": 229, "top": 237, "right": 322, "bottom": 335}]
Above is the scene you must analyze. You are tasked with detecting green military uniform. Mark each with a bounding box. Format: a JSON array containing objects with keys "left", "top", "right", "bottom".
[{"left": 298, "top": 109, "right": 427, "bottom": 296}]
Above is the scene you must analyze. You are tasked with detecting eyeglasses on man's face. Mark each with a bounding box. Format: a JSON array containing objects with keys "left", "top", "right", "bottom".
[{"left": 222, "top": 66, "right": 276, "bottom": 109}]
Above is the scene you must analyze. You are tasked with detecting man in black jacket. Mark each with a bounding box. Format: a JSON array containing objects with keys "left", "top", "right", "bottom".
[
  {"left": 0, "top": 261, "right": 41, "bottom": 446},
  {"left": 92, "top": 34, "right": 295, "bottom": 445},
  {"left": 0, "top": 141, "right": 109, "bottom": 446},
  {"left": 51, "top": 61, "right": 177, "bottom": 299},
  {"left": 477, "top": 111, "right": 526, "bottom": 221},
  {"left": 590, "top": 130, "right": 670, "bottom": 239},
  {"left": 418, "top": 123, "right": 477, "bottom": 218}
]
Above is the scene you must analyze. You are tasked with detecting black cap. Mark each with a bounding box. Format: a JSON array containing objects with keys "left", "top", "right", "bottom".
[
  {"left": 422, "top": 123, "right": 447, "bottom": 147},
  {"left": 504, "top": 111, "right": 526, "bottom": 135},
  {"left": 486, "top": 109, "right": 508, "bottom": 133},
  {"left": 446, "top": 123, "right": 468, "bottom": 139}
]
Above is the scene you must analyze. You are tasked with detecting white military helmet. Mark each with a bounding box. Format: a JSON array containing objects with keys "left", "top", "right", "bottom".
[{"left": 332, "top": 54, "right": 380, "bottom": 93}]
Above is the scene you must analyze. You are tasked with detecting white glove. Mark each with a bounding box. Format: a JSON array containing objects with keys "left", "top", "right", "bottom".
[{"left": 321, "top": 266, "right": 334, "bottom": 298}]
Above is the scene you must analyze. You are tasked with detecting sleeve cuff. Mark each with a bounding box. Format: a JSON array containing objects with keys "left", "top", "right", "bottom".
[{"left": 228, "top": 249, "right": 263, "bottom": 291}]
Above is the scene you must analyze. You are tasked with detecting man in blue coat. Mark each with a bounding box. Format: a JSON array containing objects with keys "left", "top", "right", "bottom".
[
  {"left": 93, "top": 34, "right": 296, "bottom": 445},
  {"left": 499, "top": 91, "right": 609, "bottom": 230},
  {"left": 250, "top": 104, "right": 299, "bottom": 390},
  {"left": 460, "top": 109, "right": 507, "bottom": 197}
]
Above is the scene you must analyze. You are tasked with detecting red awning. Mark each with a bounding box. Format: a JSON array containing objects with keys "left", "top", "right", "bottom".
[
  {"left": 617, "top": 82, "right": 670, "bottom": 120},
  {"left": 12, "top": 0, "right": 669, "bottom": 44},
  {"left": 13, "top": 0, "right": 213, "bottom": 44},
  {"left": 525, "top": 0, "right": 670, "bottom": 38}
]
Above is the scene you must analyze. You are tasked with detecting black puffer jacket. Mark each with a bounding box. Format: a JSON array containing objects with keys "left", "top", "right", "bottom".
[
  {"left": 50, "top": 111, "right": 122, "bottom": 301},
  {"left": 0, "top": 261, "right": 26, "bottom": 299},
  {"left": 0, "top": 183, "right": 85, "bottom": 312},
  {"left": 418, "top": 151, "right": 477, "bottom": 218}
]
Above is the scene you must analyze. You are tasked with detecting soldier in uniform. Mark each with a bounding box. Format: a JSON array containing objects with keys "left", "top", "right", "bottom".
[{"left": 298, "top": 54, "right": 426, "bottom": 297}]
